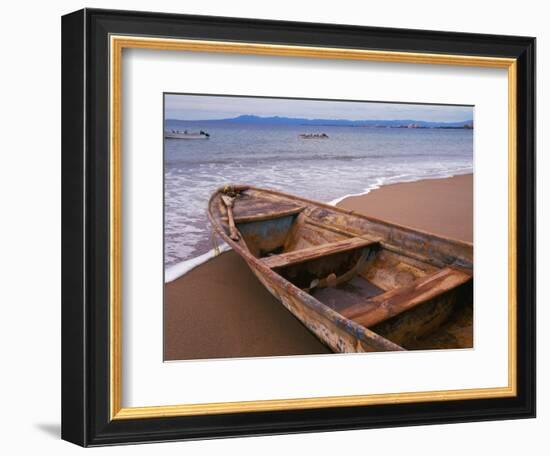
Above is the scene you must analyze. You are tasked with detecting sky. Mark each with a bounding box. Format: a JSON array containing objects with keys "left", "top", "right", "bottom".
[{"left": 164, "top": 94, "right": 473, "bottom": 122}]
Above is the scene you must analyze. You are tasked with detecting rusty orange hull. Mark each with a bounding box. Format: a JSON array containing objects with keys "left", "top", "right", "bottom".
[{"left": 208, "top": 185, "right": 473, "bottom": 353}]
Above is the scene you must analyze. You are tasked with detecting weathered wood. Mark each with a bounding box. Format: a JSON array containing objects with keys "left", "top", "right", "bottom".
[
  {"left": 304, "top": 218, "right": 362, "bottom": 239},
  {"left": 237, "top": 215, "right": 295, "bottom": 257},
  {"left": 341, "top": 267, "right": 472, "bottom": 328},
  {"left": 358, "top": 248, "right": 439, "bottom": 291},
  {"left": 305, "top": 218, "right": 448, "bottom": 269},
  {"left": 221, "top": 194, "right": 240, "bottom": 241},
  {"left": 311, "top": 248, "right": 370, "bottom": 290},
  {"left": 235, "top": 206, "right": 305, "bottom": 223},
  {"left": 311, "top": 275, "right": 385, "bottom": 313},
  {"left": 232, "top": 193, "right": 305, "bottom": 223},
  {"left": 378, "top": 241, "right": 446, "bottom": 269},
  {"left": 306, "top": 206, "right": 473, "bottom": 269},
  {"left": 403, "top": 298, "right": 473, "bottom": 350},
  {"left": 284, "top": 213, "right": 346, "bottom": 252},
  {"left": 207, "top": 185, "right": 474, "bottom": 353},
  {"left": 261, "top": 237, "right": 378, "bottom": 269}
]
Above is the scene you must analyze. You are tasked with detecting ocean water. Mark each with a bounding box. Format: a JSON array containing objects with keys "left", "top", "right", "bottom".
[{"left": 164, "top": 123, "right": 473, "bottom": 270}]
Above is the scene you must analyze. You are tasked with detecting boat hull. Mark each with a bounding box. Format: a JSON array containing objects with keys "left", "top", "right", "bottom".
[{"left": 208, "top": 186, "right": 473, "bottom": 353}]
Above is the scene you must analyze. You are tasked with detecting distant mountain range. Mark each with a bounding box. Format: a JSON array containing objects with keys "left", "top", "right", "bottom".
[{"left": 165, "top": 115, "right": 474, "bottom": 129}]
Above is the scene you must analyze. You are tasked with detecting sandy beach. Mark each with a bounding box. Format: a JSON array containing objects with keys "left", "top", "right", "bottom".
[
  {"left": 164, "top": 173, "right": 473, "bottom": 361},
  {"left": 338, "top": 173, "right": 473, "bottom": 242},
  {"left": 164, "top": 249, "right": 331, "bottom": 360}
]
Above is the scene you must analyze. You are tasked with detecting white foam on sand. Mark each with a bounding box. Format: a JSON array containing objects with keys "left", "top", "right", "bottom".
[
  {"left": 164, "top": 243, "right": 232, "bottom": 283},
  {"left": 327, "top": 169, "right": 472, "bottom": 206},
  {"left": 328, "top": 177, "right": 388, "bottom": 205}
]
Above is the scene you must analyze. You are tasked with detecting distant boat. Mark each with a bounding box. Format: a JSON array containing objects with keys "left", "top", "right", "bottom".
[
  {"left": 165, "top": 129, "right": 210, "bottom": 139},
  {"left": 299, "top": 133, "right": 329, "bottom": 139}
]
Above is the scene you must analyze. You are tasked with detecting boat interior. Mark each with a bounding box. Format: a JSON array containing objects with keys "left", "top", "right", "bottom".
[{"left": 213, "top": 187, "right": 473, "bottom": 351}]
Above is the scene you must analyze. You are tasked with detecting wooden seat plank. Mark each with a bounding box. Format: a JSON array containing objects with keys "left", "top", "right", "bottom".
[
  {"left": 340, "top": 267, "right": 471, "bottom": 328},
  {"left": 261, "top": 237, "right": 378, "bottom": 269},
  {"left": 232, "top": 194, "right": 305, "bottom": 223}
]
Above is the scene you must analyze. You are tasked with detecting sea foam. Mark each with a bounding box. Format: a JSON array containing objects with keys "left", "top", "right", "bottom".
[{"left": 165, "top": 243, "right": 232, "bottom": 283}]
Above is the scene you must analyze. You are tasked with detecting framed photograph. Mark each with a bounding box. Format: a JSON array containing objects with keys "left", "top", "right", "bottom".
[{"left": 61, "top": 8, "right": 535, "bottom": 446}]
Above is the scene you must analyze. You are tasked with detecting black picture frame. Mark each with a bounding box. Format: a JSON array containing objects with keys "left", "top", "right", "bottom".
[{"left": 61, "top": 8, "right": 536, "bottom": 447}]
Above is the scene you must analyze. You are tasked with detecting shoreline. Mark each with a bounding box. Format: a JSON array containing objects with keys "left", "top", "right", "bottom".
[
  {"left": 164, "top": 173, "right": 473, "bottom": 360},
  {"left": 328, "top": 169, "right": 472, "bottom": 205},
  {"left": 165, "top": 171, "right": 473, "bottom": 283},
  {"left": 165, "top": 244, "right": 231, "bottom": 283},
  {"left": 336, "top": 173, "right": 472, "bottom": 243}
]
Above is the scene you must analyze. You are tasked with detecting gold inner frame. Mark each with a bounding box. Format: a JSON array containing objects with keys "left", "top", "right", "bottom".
[{"left": 109, "top": 35, "right": 517, "bottom": 420}]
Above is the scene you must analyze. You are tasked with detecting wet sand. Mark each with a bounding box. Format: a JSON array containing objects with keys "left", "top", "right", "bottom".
[{"left": 164, "top": 173, "right": 473, "bottom": 361}]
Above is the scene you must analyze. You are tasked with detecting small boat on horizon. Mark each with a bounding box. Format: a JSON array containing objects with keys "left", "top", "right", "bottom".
[
  {"left": 299, "top": 133, "right": 329, "bottom": 139},
  {"left": 165, "top": 129, "right": 210, "bottom": 140},
  {"left": 208, "top": 185, "right": 473, "bottom": 353}
]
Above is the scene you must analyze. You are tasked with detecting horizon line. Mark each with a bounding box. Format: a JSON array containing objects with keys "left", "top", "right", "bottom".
[{"left": 165, "top": 114, "right": 474, "bottom": 123}]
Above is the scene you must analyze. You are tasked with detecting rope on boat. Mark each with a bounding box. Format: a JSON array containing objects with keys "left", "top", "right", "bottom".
[{"left": 221, "top": 185, "right": 243, "bottom": 241}]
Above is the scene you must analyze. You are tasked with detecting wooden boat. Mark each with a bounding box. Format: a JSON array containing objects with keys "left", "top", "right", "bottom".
[{"left": 208, "top": 185, "right": 473, "bottom": 353}]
